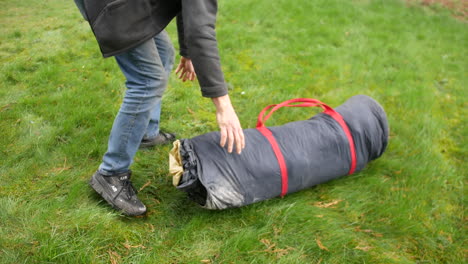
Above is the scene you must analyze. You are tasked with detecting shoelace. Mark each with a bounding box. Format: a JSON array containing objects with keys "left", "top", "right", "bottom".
[{"left": 113, "top": 179, "right": 137, "bottom": 200}]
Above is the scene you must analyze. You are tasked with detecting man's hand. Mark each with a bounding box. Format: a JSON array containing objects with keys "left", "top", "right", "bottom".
[
  {"left": 175, "top": 56, "right": 196, "bottom": 82},
  {"left": 212, "top": 95, "right": 245, "bottom": 154}
]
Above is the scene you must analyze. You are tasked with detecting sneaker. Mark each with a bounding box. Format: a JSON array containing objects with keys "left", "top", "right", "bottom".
[
  {"left": 139, "top": 131, "right": 176, "bottom": 149},
  {"left": 89, "top": 170, "right": 147, "bottom": 216}
]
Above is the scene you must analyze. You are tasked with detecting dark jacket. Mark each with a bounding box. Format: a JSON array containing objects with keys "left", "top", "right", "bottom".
[{"left": 75, "top": 0, "right": 227, "bottom": 97}]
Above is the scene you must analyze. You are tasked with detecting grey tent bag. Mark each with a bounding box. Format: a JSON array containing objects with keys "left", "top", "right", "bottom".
[{"left": 170, "top": 95, "right": 389, "bottom": 209}]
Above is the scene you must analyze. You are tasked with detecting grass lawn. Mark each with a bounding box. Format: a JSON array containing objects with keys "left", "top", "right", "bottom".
[{"left": 0, "top": 0, "right": 466, "bottom": 263}]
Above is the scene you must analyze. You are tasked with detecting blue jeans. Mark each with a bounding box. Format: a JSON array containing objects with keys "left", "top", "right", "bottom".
[{"left": 99, "top": 31, "right": 175, "bottom": 175}]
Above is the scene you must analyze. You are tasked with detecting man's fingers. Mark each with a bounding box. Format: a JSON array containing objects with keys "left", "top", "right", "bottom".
[
  {"left": 220, "top": 127, "right": 227, "bottom": 148},
  {"left": 239, "top": 129, "right": 245, "bottom": 150},
  {"left": 179, "top": 70, "right": 187, "bottom": 81},
  {"left": 235, "top": 129, "right": 243, "bottom": 154},
  {"left": 227, "top": 129, "right": 234, "bottom": 153},
  {"left": 175, "top": 63, "right": 183, "bottom": 74},
  {"left": 176, "top": 59, "right": 196, "bottom": 82},
  {"left": 177, "top": 68, "right": 184, "bottom": 79}
]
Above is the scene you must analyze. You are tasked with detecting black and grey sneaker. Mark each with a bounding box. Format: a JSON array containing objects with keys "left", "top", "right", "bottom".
[
  {"left": 89, "top": 170, "right": 147, "bottom": 216},
  {"left": 139, "top": 131, "right": 176, "bottom": 149}
]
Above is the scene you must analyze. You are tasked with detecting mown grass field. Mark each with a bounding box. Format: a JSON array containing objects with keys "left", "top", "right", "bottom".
[{"left": 1, "top": 0, "right": 466, "bottom": 263}]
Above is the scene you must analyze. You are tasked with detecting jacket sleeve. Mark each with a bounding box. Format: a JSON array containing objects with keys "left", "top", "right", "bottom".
[
  {"left": 73, "top": 0, "right": 88, "bottom": 20},
  {"left": 176, "top": 13, "right": 189, "bottom": 58},
  {"left": 181, "top": 0, "right": 228, "bottom": 98}
]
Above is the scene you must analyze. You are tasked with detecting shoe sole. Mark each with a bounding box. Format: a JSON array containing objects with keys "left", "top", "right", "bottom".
[
  {"left": 139, "top": 141, "right": 168, "bottom": 149},
  {"left": 89, "top": 174, "right": 146, "bottom": 216},
  {"left": 139, "top": 140, "right": 172, "bottom": 149}
]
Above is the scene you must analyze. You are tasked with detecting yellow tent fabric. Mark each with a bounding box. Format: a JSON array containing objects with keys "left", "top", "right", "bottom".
[{"left": 169, "top": 140, "right": 184, "bottom": 187}]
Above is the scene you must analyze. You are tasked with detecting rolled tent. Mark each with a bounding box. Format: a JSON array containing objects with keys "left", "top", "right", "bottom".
[{"left": 171, "top": 95, "right": 389, "bottom": 210}]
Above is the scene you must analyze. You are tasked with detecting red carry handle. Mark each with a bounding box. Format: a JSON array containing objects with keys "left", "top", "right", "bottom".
[
  {"left": 255, "top": 98, "right": 357, "bottom": 197},
  {"left": 256, "top": 98, "right": 335, "bottom": 128}
]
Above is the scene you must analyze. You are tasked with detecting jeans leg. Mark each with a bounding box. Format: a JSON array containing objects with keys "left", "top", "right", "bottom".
[
  {"left": 143, "top": 31, "right": 175, "bottom": 140},
  {"left": 99, "top": 37, "right": 167, "bottom": 175}
]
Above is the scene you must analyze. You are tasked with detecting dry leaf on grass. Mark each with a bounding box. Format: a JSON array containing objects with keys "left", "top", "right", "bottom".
[
  {"left": 122, "top": 240, "right": 146, "bottom": 250},
  {"left": 146, "top": 223, "right": 155, "bottom": 232},
  {"left": 355, "top": 245, "right": 374, "bottom": 251},
  {"left": 313, "top": 199, "right": 343, "bottom": 208},
  {"left": 139, "top": 181, "right": 152, "bottom": 192},
  {"left": 273, "top": 225, "right": 282, "bottom": 237},
  {"left": 260, "top": 239, "right": 276, "bottom": 251},
  {"left": 108, "top": 250, "right": 121, "bottom": 264},
  {"left": 315, "top": 238, "right": 329, "bottom": 251},
  {"left": 272, "top": 247, "right": 295, "bottom": 258},
  {"left": 50, "top": 157, "right": 72, "bottom": 174},
  {"left": 355, "top": 226, "right": 373, "bottom": 233},
  {"left": 252, "top": 238, "right": 295, "bottom": 259},
  {"left": 50, "top": 166, "right": 72, "bottom": 173},
  {"left": 354, "top": 226, "right": 384, "bottom": 238},
  {"left": 373, "top": 232, "right": 383, "bottom": 238}
]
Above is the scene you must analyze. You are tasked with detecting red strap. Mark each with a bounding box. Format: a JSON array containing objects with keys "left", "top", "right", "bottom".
[
  {"left": 256, "top": 126, "right": 289, "bottom": 197},
  {"left": 322, "top": 108, "right": 357, "bottom": 175},
  {"left": 256, "top": 98, "right": 357, "bottom": 197}
]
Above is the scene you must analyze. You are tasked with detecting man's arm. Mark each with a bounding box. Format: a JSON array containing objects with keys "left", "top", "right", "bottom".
[
  {"left": 176, "top": 15, "right": 196, "bottom": 82},
  {"left": 178, "top": 0, "right": 245, "bottom": 153},
  {"left": 180, "top": 0, "right": 227, "bottom": 98},
  {"left": 73, "top": 0, "right": 88, "bottom": 20},
  {"left": 176, "top": 13, "right": 189, "bottom": 59}
]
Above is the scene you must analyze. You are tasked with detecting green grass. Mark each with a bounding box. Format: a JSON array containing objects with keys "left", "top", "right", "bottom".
[{"left": 0, "top": 0, "right": 466, "bottom": 263}]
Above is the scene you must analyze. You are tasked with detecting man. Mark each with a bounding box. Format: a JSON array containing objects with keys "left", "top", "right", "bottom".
[{"left": 74, "top": 0, "right": 245, "bottom": 216}]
